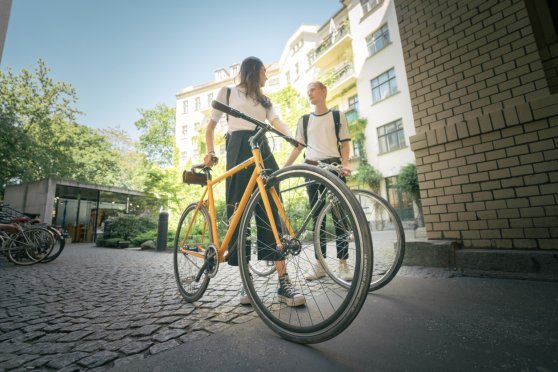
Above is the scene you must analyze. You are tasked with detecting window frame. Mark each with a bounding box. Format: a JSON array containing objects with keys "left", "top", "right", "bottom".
[
  {"left": 377, "top": 119, "right": 406, "bottom": 154},
  {"left": 371, "top": 68, "right": 398, "bottom": 103}
]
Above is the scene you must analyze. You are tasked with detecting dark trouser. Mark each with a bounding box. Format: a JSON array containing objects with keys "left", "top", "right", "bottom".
[
  {"left": 226, "top": 130, "right": 283, "bottom": 266},
  {"left": 306, "top": 158, "right": 348, "bottom": 260}
]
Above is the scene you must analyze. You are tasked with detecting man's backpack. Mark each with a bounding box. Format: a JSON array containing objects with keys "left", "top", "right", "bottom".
[{"left": 302, "top": 110, "right": 342, "bottom": 156}]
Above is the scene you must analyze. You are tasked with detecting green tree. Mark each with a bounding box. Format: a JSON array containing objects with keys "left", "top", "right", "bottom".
[
  {"left": 347, "top": 118, "right": 382, "bottom": 192},
  {"left": 0, "top": 59, "right": 123, "bottom": 195},
  {"left": 397, "top": 163, "right": 424, "bottom": 227},
  {"left": 135, "top": 103, "right": 175, "bottom": 167}
]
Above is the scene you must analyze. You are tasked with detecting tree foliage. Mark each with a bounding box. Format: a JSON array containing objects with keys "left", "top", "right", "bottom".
[
  {"left": 135, "top": 103, "right": 175, "bottom": 168},
  {"left": 0, "top": 59, "right": 123, "bottom": 194},
  {"left": 397, "top": 163, "right": 420, "bottom": 199}
]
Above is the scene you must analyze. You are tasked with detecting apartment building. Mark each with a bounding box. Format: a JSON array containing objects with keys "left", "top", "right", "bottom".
[{"left": 175, "top": 0, "right": 417, "bottom": 221}]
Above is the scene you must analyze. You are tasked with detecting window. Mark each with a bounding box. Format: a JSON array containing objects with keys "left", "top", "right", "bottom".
[
  {"left": 182, "top": 100, "right": 188, "bottom": 114},
  {"left": 348, "top": 95, "right": 359, "bottom": 111},
  {"left": 286, "top": 71, "right": 291, "bottom": 84},
  {"left": 361, "top": 0, "right": 383, "bottom": 15},
  {"left": 207, "top": 93, "right": 213, "bottom": 107},
  {"left": 352, "top": 141, "right": 361, "bottom": 158},
  {"left": 346, "top": 95, "right": 359, "bottom": 123},
  {"left": 367, "top": 23, "right": 390, "bottom": 55},
  {"left": 371, "top": 68, "right": 397, "bottom": 103},
  {"left": 195, "top": 97, "right": 201, "bottom": 111},
  {"left": 181, "top": 125, "right": 188, "bottom": 136},
  {"left": 377, "top": 119, "right": 406, "bottom": 153}
]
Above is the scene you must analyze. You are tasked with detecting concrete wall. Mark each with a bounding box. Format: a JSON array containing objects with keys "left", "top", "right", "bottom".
[
  {"left": 3, "top": 179, "right": 52, "bottom": 223},
  {"left": 394, "top": 0, "right": 558, "bottom": 249}
]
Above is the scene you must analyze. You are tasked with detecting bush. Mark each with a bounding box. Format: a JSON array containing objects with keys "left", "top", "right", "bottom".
[
  {"left": 131, "top": 229, "right": 158, "bottom": 246},
  {"left": 104, "top": 215, "right": 157, "bottom": 240}
]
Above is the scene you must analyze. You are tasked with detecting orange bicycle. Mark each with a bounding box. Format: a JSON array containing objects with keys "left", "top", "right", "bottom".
[{"left": 174, "top": 101, "right": 372, "bottom": 343}]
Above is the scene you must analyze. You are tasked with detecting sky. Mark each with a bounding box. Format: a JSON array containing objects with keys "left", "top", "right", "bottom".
[{"left": 1, "top": 0, "right": 341, "bottom": 138}]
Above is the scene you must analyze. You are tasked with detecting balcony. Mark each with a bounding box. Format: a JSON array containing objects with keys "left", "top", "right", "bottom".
[
  {"left": 321, "top": 63, "right": 357, "bottom": 98},
  {"left": 308, "top": 22, "right": 352, "bottom": 68}
]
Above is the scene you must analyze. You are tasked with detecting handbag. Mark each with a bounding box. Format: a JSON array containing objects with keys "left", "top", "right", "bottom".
[{"left": 182, "top": 170, "right": 207, "bottom": 186}]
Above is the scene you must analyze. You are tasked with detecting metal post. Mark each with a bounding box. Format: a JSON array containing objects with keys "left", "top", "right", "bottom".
[{"left": 156, "top": 211, "right": 169, "bottom": 252}]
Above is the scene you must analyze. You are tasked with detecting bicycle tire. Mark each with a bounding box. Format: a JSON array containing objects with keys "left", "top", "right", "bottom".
[
  {"left": 237, "top": 164, "right": 372, "bottom": 344},
  {"left": 174, "top": 203, "right": 212, "bottom": 302},
  {"left": 41, "top": 226, "right": 65, "bottom": 263},
  {"left": 8, "top": 227, "right": 55, "bottom": 265},
  {"left": 352, "top": 189, "right": 405, "bottom": 291}
]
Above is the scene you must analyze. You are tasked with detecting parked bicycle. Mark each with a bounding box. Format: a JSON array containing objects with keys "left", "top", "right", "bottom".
[
  {"left": 174, "top": 101, "right": 373, "bottom": 344},
  {"left": 0, "top": 203, "right": 64, "bottom": 264}
]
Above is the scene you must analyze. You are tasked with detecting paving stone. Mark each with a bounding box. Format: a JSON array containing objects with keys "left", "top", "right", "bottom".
[
  {"left": 106, "top": 321, "right": 131, "bottom": 330},
  {"left": 10, "top": 330, "right": 46, "bottom": 343},
  {"left": 0, "top": 354, "right": 38, "bottom": 370},
  {"left": 57, "top": 330, "right": 94, "bottom": 342},
  {"left": 105, "top": 329, "right": 132, "bottom": 341},
  {"left": 47, "top": 352, "right": 89, "bottom": 369},
  {"left": 77, "top": 350, "right": 119, "bottom": 368},
  {"left": 21, "top": 341, "right": 75, "bottom": 355},
  {"left": 0, "top": 330, "right": 24, "bottom": 342},
  {"left": 131, "top": 324, "right": 160, "bottom": 337},
  {"left": 119, "top": 340, "right": 153, "bottom": 355},
  {"left": 149, "top": 339, "right": 180, "bottom": 355},
  {"left": 112, "top": 353, "right": 145, "bottom": 368},
  {"left": 72, "top": 339, "right": 106, "bottom": 352},
  {"left": 168, "top": 318, "right": 193, "bottom": 329},
  {"left": 151, "top": 328, "right": 188, "bottom": 343}
]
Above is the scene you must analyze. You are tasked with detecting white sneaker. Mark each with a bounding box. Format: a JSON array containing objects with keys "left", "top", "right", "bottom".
[
  {"left": 338, "top": 264, "right": 353, "bottom": 281},
  {"left": 239, "top": 286, "right": 251, "bottom": 305},
  {"left": 305, "top": 263, "right": 326, "bottom": 281}
]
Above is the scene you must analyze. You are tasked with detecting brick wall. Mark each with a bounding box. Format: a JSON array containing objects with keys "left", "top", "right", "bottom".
[{"left": 394, "top": 0, "right": 558, "bottom": 249}]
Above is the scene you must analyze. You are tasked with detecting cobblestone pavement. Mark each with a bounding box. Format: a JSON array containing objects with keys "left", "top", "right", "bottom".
[{"left": 0, "top": 243, "right": 258, "bottom": 371}]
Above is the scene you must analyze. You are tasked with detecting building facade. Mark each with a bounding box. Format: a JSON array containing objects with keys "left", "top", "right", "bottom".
[
  {"left": 175, "top": 0, "right": 418, "bottom": 221},
  {"left": 393, "top": 0, "right": 558, "bottom": 249}
]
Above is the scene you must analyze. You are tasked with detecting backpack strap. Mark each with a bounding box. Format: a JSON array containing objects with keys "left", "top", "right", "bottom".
[{"left": 225, "top": 87, "right": 231, "bottom": 121}]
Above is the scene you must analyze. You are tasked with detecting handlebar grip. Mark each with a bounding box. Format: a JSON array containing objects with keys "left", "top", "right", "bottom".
[{"left": 212, "top": 100, "right": 240, "bottom": 118}]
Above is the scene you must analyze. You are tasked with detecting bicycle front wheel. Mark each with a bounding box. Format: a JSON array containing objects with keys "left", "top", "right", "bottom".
[
  {"left": 174, "top": 203, "right": 212, "bottom": 302},
  {"left": 353, "top": 189, "right": 405, "bottom": 291},
  {"left": 237, "top": 165, "right": 372, "bottom": 344}
]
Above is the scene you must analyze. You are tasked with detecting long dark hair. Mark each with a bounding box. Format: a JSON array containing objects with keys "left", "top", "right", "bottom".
[{"left": 238, "top": 56, "right": 271, "bottom": 109}]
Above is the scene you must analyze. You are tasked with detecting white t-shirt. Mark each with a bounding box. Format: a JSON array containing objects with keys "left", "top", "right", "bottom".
[
  {"left": 210, "top": 86, "right": 278, "bottom": 133},
  {"left": 294, "top": 110, "right": 350, "bottom": 161}
]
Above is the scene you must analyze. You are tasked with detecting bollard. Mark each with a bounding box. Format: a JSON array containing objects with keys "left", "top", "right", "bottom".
[{"left": 156, "top": 211, "right": 169, "bottom": 252}]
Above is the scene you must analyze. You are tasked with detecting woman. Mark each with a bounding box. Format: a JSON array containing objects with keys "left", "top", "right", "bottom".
[{"left": 204, "top": 56, "right": 305, "bottom": 307}]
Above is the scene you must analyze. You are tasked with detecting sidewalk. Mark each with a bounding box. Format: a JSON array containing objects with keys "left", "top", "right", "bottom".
[{"left": 116, "top": 272, "right": 558, "bottom": 371}]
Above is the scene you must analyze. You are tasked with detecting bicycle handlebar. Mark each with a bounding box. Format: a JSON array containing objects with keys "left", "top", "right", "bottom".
[{"left": 211, "top": 100, "right": 304, "bottom": 148}]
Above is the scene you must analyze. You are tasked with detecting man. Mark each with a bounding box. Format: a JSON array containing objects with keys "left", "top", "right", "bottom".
[{"left": 284, "top": 81, "right": 353, "bottom": 281}]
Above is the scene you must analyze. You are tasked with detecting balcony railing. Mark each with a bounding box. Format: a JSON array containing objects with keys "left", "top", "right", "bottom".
[
  {"left": 308, "top": 22, "right": 350, "bottom": 65},
  {"left": 321, "top": 63, "right": 354, "bottom": 89}
]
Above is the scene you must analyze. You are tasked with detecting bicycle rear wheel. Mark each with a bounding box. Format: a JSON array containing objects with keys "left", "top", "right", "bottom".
[
  {"left": 174, "top": 203, "right": 212, "bottom": 302},
  {"left": 238, "top": 165, "right": 372, "bottom": 344},
  {"left": 8, "top": 227, "right": 54, "bottom": 265},
  {"left": 353, "top": 189, "right": 405, "bottom": 291},
  {"left": 41, "top": 226, "right": 65, "bottom": 263}
]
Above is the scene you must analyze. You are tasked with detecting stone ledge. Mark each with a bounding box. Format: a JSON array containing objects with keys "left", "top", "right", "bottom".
[{"left": 401, "top": 241, "right": 558, "bottom": 280}]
